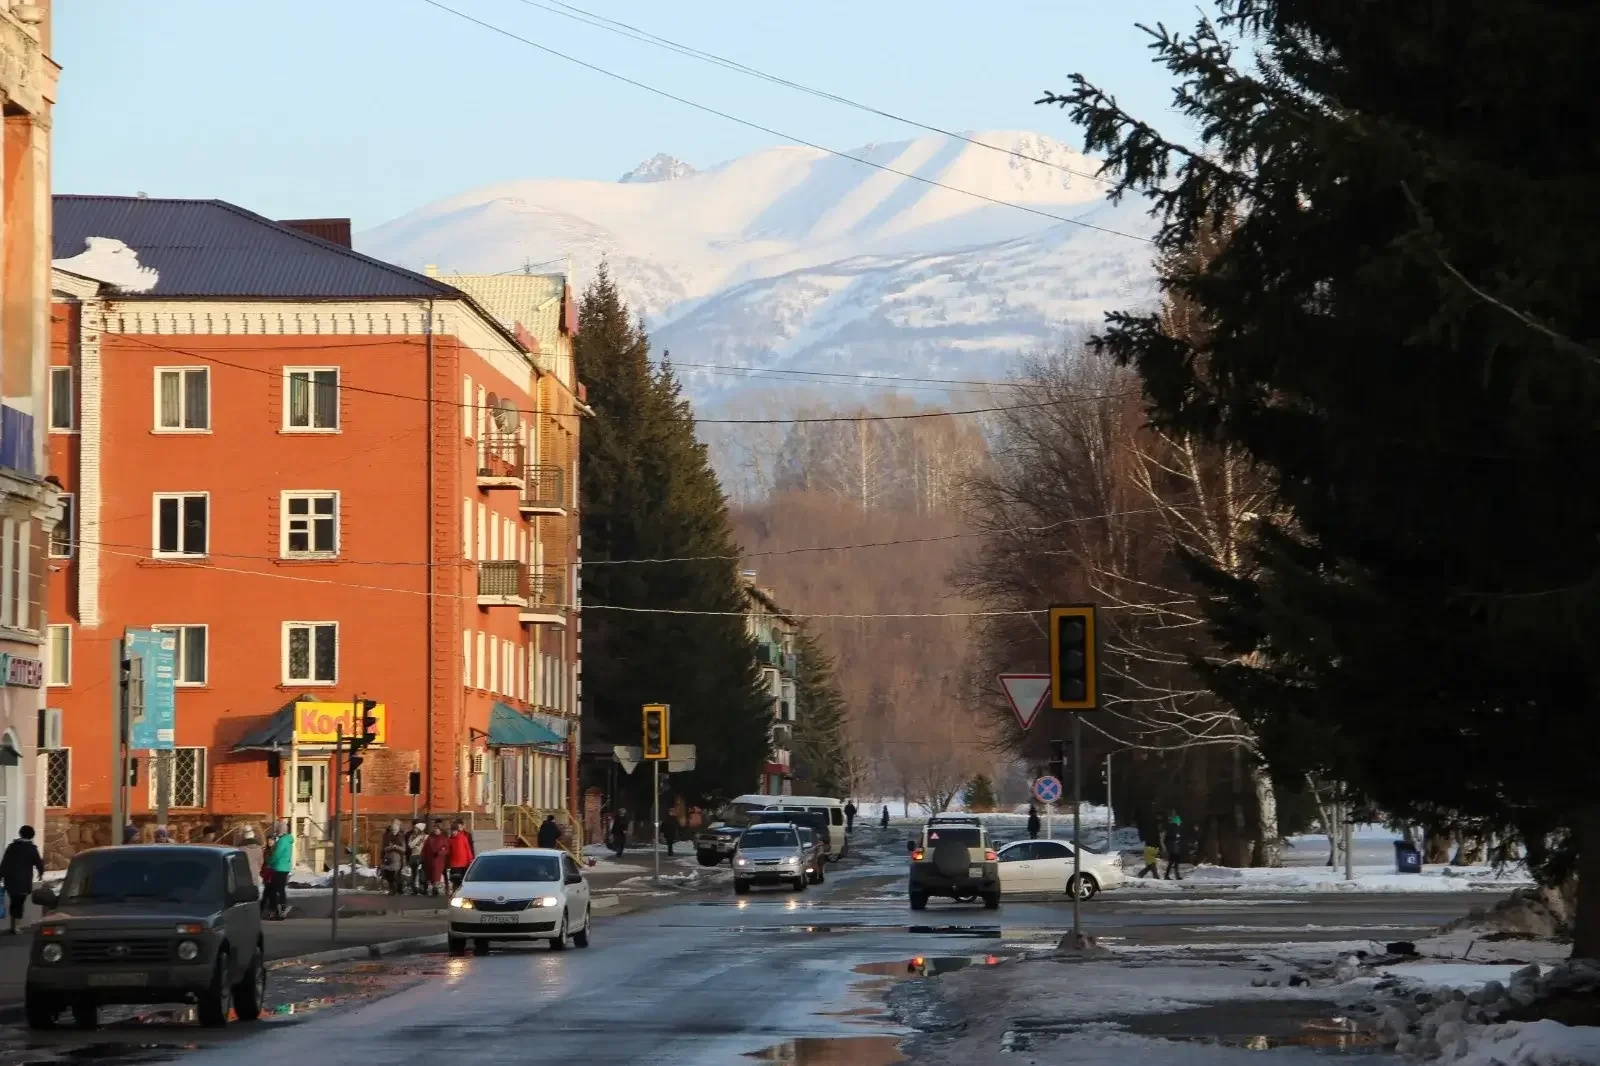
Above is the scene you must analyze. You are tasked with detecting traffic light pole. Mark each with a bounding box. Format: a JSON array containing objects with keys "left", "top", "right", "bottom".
[
  {"left": 652, "top": 760, "right": 661, "bottom": 886},
  {"left": 331, "top": 726, "right": 342, "bottom": 943},
  {"left": 1072, "top": 712, "right": 1083, "bottom": 939}
]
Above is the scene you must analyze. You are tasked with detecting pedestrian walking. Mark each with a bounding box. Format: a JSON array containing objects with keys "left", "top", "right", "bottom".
[
  {"left": 1026, "top": 805, "right": 1042, "bottom": 840},
  {"left": 265, "top": 820, "right": 294, "bottom": 919},
  {"left": 447, "top": 820, "right": 475, "bottom": 889},
  {"left": 609, "top": 809, "right": 629, "bottom": 858},
  {"left": 381, "top": 820, "right": 406, "bottom": 895},
  {"left": 536, "top": 814, "right": 561, "bottom": 850},
  {"left": 1162, "top": 814, "right": 1185, "bottom": 881},
  {"left": 660, "top": 810, "right": 679, "bottom": 856},
  {"left": 122, "top": 823, "right": 139, "bottom": 845},
  {"left": 406, "top": 821, "right": 428, "bottom": 893},
  {"left": 1137, "top": 841, "right": 1160, "bottom": 879},
  {"left": 843, "top": 800, "right": 857, "bottom": 834},
  {"left": 1, "top": 825, "right": 45, "bottom": 934},
  {"left": 421, "top": 822, "right": 450, "bottom": 896},
  {"left": 153, "top": 825, "right": 171, "bottom": 844},
  {"left": 879, "top": 806, "right": 890, "bottom": 830}
]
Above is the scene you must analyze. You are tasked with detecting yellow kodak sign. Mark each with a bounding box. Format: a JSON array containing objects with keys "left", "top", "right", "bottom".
[{"left": 293, "top": 701, "right": 389, "bottom": 744}]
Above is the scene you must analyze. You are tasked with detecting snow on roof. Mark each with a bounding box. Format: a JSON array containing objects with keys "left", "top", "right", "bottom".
[{"left": 52, "top": 236, "right": 159, "bottom": 293}]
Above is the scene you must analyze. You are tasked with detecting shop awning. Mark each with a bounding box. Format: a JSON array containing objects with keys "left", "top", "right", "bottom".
[
  {"left": 230, "top": 694, "right": 313, "bottom": 752},
  {"left": 489, "top": 702, "right": 566, "bottom": 751}
]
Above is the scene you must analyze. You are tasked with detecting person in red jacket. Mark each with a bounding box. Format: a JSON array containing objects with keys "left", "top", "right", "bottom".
[
  {"left": 446, "top": 820, "right": 475, "bottom": 890},
  {"left": 420, "top": 822, "right": 451, "bottom": 897}
]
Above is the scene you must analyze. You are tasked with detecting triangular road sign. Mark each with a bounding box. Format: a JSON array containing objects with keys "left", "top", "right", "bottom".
[
  {"left": 613, "top": 744, "right": 642, "bottom": 775},
  {"left": 1000, "top": 674, "right": 1050, "bottom": 731}
]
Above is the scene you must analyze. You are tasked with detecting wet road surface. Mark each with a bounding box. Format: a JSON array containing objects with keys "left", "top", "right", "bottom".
[{"left": 0, "top": 836, "right": 1486, "bottom": 1065}]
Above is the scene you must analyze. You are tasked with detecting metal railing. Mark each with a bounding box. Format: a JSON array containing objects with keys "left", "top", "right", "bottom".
[
  {"left": 478, "top": 560, "right": 529, "bottom": 600},
  {"left": 501, "top": 804, "right": 584, "bottom": 857},
  {"left": 520, "top": 464, "right": 566, "bottom": 510},
  {"left": 527, "top": 565, "right": 567, "bottom": 612},
  {"left": 477, "top": 433, "right": 525, "bottom": 481}
]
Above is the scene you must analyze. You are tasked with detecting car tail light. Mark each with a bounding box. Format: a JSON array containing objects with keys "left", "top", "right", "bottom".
[
  {"left": 911, "top": 849, "right": 924, "bottom": 861},
  {"left": 984, "top": 850, "right": 997, "bottom": 861}
]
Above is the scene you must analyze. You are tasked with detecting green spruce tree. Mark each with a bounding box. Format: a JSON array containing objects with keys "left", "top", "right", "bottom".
[
  {"left": 790, "top": 627, "right": 852, "bottom": 797},
  {"left": 963, "top": 775, "right": 997, "bottom": 813},
  {"left": 1047, "top": 3, "right": 1600, "bottom": 953},
  {"left": 577, "top": 265, "right": 771, "bottom": 806}
]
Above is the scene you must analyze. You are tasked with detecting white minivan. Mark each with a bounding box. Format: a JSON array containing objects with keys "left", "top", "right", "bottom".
[{"left": 727, "top": 795, "right": 849, "bottom": 860}]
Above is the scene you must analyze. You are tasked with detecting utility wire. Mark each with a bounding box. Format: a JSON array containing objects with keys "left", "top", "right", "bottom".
[
  {"left": 417, "top": 0, "right": 1151, "bottom": 244},
  {"left": 519, "top": 0, "right": 1117, "bottom": 189}
]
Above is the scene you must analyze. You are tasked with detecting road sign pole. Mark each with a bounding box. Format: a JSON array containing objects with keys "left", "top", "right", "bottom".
[
  {"left": 1072, "top": 712, "right": 1083, "bottom": 939},
  {"left": 331, "top": 725, "right": 342, "bottom": 943},
  {"left": 653, "top": 761, "right": 661, "bottom": 886}
]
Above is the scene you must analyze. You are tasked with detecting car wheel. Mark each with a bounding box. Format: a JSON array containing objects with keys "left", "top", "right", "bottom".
[
  {"left": 697, "top": 852, "right": 720, "bottom": 867},
  {"left": 982, "top": 892, "right": 1001, "bottom": 910},
  {"left": 793, "top": 875, "right": 808, "bottom": 892},
  {"left": 196, "top": 950, "right": 234, "bottom": 1027},
  {"left": 549, "top": 914, "right": 569, "bottom": 951},
  {"left": 447, "top": 936, "right": 467, "bottom": 957},
  {"left": 909, "top": 892, "right": 928, "bottom": 911},
  {"left": 1067, "top": 874, "right": 1099, "bottom": 901},
  {"left": 232, "top": 947, "right": 266, "bottom": 1021},
  {"left": 71, "top": 999, "right": 97, "bottom": 1030},
  {"left": 573, "top": 907, "right": 591, "bottom": 948},
  {"left": 23, "top": 987, "right": 59, "bottom": 1030},
  {"left": 734, "top": 880, "right": 750, "bottom": 895}
]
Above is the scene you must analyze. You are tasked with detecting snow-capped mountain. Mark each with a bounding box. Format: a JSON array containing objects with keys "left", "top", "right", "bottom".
[{"left": 358, "top": 131, "right": 1158, "bottom": 399}]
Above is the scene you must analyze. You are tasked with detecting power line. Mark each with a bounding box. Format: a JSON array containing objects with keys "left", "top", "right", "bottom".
[
  {"left": 417, "top": 0, "right": 1151, "bottom": 244},
  {"left": 519, "top": 0, "right": 1118, "bottom": 189}
]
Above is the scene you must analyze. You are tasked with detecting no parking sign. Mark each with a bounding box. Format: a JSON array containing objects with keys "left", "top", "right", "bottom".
[{"left": 1033, "top": 775, "right": 1062, "bottom": 804}]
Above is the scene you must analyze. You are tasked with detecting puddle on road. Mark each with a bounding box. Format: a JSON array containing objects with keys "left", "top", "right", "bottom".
[
  {"left": 746, "top": 1036, "right": 905, "bottom": 1065},
  {"left": 1036, "top": 1001, "right": 1381, "bottom": 1054},
  {"left": 853, "top": 953, "right": 1008, "bottom": 980},
  {"left": 13, "top": 1044, "right": 197, "bottom": 1065}
]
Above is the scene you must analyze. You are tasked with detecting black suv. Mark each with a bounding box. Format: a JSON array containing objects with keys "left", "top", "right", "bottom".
[
  {"left": 24, "top": 845, "right": 267, "bottom": 1030},
  {"left": 907, "top": 821, "right": 1000, "bottom": 910}
]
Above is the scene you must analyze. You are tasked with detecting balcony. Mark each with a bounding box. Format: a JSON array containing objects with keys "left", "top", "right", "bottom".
[
  {"left": 477, "top": 560, "right": 528, "bottom": 608},
  {"left": 520, "top": 564, "right": 570, "bottom": 627},
  {"left": 519, "top": 464, "right": 567, "bottom": 517},
  {"left": 476, "top": 433, "right": 525, "bottom": 490}
]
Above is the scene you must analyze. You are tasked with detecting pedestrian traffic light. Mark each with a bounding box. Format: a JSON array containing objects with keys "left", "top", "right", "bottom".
[
  {"left": 350, "top": 699, "right": 380, "bottom": 751},
  {"left": 1049, "top": 605, "right": 1098, "bottom": 710},
  {"left": 642, "top": 704, "right": 669, "bottom": 760},
  {"left": 266, "top": 751, "right": 282, "bottom": 779},
  {"left": 347, "top": 751, "right": 363, "bottom": 779},
  {"left": 1048, "top": 739, "right": 1066, "bottom": 784}
]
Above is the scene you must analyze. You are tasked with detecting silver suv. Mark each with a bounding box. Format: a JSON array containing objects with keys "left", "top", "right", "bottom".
[{"left": 732, "top": 822, "right": 809, "bottom": 894}]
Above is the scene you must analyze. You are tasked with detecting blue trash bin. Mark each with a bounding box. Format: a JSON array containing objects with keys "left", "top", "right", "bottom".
[{"left": 1393, "top": 840, "right": 1422, "bottom": 874}]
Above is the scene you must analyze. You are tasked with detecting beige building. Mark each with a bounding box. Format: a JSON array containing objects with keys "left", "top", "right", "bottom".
[
  {"left": 742, "top": 572, "right": 798, "bottom": 796},
  {"left": 0, "top": 0, "right": 60, "bottom": 844}
]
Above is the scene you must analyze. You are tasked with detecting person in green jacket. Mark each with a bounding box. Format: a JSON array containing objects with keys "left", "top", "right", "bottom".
[{"left": 264, "top": 822, "right": 294, "bottom": 920}]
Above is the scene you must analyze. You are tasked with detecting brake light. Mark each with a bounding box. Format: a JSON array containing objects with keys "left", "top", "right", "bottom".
[
  {"left": 985, "top": 850, "right": 997, "bottom": 861},
  {"left": 912, "top": 849, "right": 924, "bottom": 861}
]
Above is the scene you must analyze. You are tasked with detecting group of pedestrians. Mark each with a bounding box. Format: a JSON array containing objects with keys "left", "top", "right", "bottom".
[
  {"left": 1136, "top": 814, "right": 1188, "bottom": 880},
  {"left": 380, "top": 819, "right": 476, "bottom": 895}
]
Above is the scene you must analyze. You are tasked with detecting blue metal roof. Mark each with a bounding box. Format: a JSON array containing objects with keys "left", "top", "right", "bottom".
[
  {"left": 489, "top": 703, "right": 566, "bottom": 749},
  {"left": 53, "top": 196, "right": 460, "bottom": 300}
]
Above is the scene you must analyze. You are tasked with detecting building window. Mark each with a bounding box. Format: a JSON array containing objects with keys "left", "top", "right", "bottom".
[
  {"left": 282, "top": 492, "right": 338, "bottom": 557},
  {"left": 154, "top": 625, "right": 208, "bottom": 686},
  {"left": 285, "top": 368, "right": 339, "bottom": 430},
  {"left": 49, "top": 367, "right": 74, "bottom": 431},
  {"left": 284, "top": 622, "right": 337, "bottom": 685},
  {"left": 47, "top": 624, "right": 71, "bottom": 686},
  {"left": 155, "top": 368, "right": 210, "bottom": 431},
  {"left": 150, "top": 747, "right": 207, "bottom": 808},
  {"left": 154, "top": 494, "right": 208, "bottom": 557},
  {"left": 462, "top": 375, "right": 474, "bottom": 439},
  {"left": 44, "top": 748, "right": 70, "bottom": 807},
  {"left": 49, "top": 495, "right": 74, "bottom": 558}
]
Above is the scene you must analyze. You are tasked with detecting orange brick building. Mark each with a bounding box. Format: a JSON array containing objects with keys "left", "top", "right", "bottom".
[{"left": 44, "top": 197, "right": 582, "bottom": 864}]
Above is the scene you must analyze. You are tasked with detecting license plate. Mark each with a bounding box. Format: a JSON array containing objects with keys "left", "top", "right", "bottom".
[
  {"left": 89, "top": 972, "right": 148, "bottom": 987},
  {"left": 479, "top": 914, "right": 518, "bottom": 925},
  {"left": 969, "top": 865, "right": 983, "bottom": 877}
]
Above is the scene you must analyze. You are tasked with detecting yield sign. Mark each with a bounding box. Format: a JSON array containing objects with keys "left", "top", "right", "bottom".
[{"left": 1000, "top": 674, "right": 1050, "bottom": 731}]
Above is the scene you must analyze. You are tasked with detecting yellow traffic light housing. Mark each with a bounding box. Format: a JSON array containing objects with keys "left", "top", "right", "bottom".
[
  {"left": 1049, "top": 605, "right": 1098, "bottom": 710},
  {"left": 643, "top": 704, "right": 669, "bottom": 760}
]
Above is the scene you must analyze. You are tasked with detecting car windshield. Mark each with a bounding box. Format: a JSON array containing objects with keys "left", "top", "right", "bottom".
[
  {"left": 61, "top": 854, "right": 220, "bottom": 904},
  {"left": 464, "top": 854, "right": 560, "bottom": 883},
  {"left": 926, "top": 828, "right": 982, "bottom": 848},
  {"left": 740, "top": 829, "right": 796, "bottom": 849}
]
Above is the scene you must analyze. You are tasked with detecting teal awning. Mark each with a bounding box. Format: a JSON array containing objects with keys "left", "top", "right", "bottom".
[
  {"left": 230, "top": 694, "right": 315, "bottom": 752},
  {"left": 489, "top": 702, "right": 566, "bottom": 750}
]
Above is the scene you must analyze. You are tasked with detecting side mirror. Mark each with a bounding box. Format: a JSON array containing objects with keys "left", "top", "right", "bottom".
[
  {"left": 905, "top": 839, "right": 916, "bottom": 853},
  {"left": 31, "top": 885, "right": 58, "bottom": 909},
  {"left": 565, "top": 873, "right": 583, "bottom": 886},
  {"left": 233, "top": 884, "right": 260, "bottom": 905}
]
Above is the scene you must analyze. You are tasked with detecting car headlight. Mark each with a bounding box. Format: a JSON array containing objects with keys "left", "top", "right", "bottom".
[
  {"left": 735, "top": 857, "right": 747, "bottom": 866},
  {"left": 529, "top": 895, "right": 561, "bottom": 908},
  {"left": 782, "top": 855, "right": 798, "bottom": 865},
  {"left": 40, "top": 943, "right": 63, "bottom": 963},
  {"left": 449, "top": 897, "right": 475, "bottom": 910},
  {"left": 177, "top": 940, "right": 199, "bottom": 961}
]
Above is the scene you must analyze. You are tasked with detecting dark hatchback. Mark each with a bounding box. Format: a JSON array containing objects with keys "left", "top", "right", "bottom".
[{"left": 25, "top": 845, "right": 266, "bottom": 1030}]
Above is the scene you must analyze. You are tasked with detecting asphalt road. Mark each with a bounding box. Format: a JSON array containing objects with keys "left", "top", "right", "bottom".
[{"left": 0, "top": 830, "right": 1491, "bottom": 1066}]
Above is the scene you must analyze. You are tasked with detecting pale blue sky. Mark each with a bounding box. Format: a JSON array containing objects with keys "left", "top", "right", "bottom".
[{"left": 54, "top": 1, "right": 1203, "bottom": 228}]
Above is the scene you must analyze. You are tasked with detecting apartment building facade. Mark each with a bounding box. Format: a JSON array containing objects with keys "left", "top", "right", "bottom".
[
  {"left": 742, "top": 573, "right": 797, "bottom": 796},
  {"left": 0, "top": 0, "right": 59, "bottom": 847},
  {"left": 44, "top": 196, "right": 582, "bottom": 862}
]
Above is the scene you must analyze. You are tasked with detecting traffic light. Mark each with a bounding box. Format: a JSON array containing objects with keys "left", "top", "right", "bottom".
[
  {"left": 347, "top": 751, "right": 363, "bottom": 779},
  {"left": 351, "top": 699, "right": 380, "bottom": 751},
  {"left": 266, "top": 751, "right": 282, "bottom": 779},
  {"left": 1049, "top": 605, "right": 1098, "bottom": 710},
  {"left": 642, "top": 704, "right": 669, "bottom": 760},
  {"left": 1048, "top": 740, "right": 1066, "bottom": 784}
]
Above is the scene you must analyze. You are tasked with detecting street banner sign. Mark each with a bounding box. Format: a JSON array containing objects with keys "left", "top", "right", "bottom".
[
  {"left": 668, "top": 743, "right": 696, "bottom": 773},
  {"left": 999, "top": 674, "right": 1050, "bottom": 731},
  {"left": 613, "top": 744, "right": 642, "bottom": 775},
  {"left": 125, "top": 628, "right": 177, "bottom": 750},
  {"left": 1033, "top": 775, "right": 1063, "bottom": 804},
  {"left": 294, "top": 701, "right": 389, "bottom": 744}
]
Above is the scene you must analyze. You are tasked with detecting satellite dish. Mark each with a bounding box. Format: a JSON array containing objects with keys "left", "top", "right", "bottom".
[{"left": 494, "top": 398, "right": 520, "bottom": 433}]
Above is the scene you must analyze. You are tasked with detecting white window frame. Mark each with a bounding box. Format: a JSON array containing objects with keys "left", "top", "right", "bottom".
[
  {"left": 47, "top": 624, "right": 71, "bottom": 686},
  {"left": 152, "top": 493, "right": 209, "bottom": 558},
  {"left": 283, "top": 366, "right": 341, "bottom": 432},
  {"left": 476, "top": 631, "right": 486, "bottom": 690},
  {"left": 462, "top": 498, "right": 473, "bottom": 560},
  {"left": 462, "top": 629, "right": 472, "bottom": 687},
  {"left": 153, "top": 367, "right": 211, "bottom": 432},
  {"left": 282, "top": 621, "right": 338, "bottom": 686},
  {"left": 462, "top": 375, "right": 474, "bottom": 439},
  {"left": 49, "top": 493, "right": 75, "bottom": 559},
  {"left": 49, "top": 366, "right": 75, "bottom": 432},
  {"left": 43, "top": 748, "right": 71, "bottom": 808},
  {"left": 153, "top": 624, "right": 208, "bottom": 686},
  {"left": 280, "top": 490, "right": 340, "bottom": 559},
  {"left": 149, "top": 747, "right": 207, "bottom": 809}
]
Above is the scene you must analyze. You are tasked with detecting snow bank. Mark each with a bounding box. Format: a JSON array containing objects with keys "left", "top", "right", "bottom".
[
  {"left": 1453, "top": 1020, "right": 1600, "bottom": 1066},
  {"left": 1117, "top": 862, "right": 1532, "bottom": 895}
]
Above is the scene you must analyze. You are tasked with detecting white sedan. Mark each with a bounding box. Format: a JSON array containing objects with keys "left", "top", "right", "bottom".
[
  {"left": 447, "top": 848, "right": 591, "bottom": 955},
  {"left": 995, "top": 839, "right": 1125, "bottom": 899}
]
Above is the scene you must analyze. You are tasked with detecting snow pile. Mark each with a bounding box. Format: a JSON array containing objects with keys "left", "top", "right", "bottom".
[
  {"left": 1454, "top": 1021, "right": 1600, "bottom": 1066},
  {"left": 287, "top": 863, "right": 380, "bottom": 889},
  {"left": 1117, "top": 862, "right": 1531, "bottom": 894},
  {"left": 1371, "top": 960, "right": 1600, "bottom": 1062},
  {"left": 53, "top": 236, "right": 160, "bottom": 293}
]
